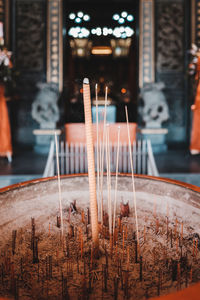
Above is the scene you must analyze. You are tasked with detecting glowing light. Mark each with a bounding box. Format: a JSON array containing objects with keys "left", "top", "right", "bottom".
[
  {"left": 125, "top": 26, "right": 134, "bottom": 37},
  {"left": 83, "top": 14, "right": 90, "bottom": 21},
  {"left": 96, "top": 27, "right": 102, "bottom": 36},
  {"left": 113, "top": 14, "right": 120, "bottom": 21},
  {"left": 115, "top": 47, "right": 121, "bottom": 56},
  {"left": 103, "top": 27, "right": 109, "bottom": 36},
  {"left": 121, "top": 11, "right": 128, "bottom": 18},
  {"left": 118, "top": 18, "right": 125, "bottom": 24},
  {"left": 121, "top": 88, "right": 127, "bottom": 94},
  {"left": 121, "top": 33, "right": 127, "bottom": 39},
  {"left": 68, "top": 26, "right": 90, "bottom": 38},
  {"left": 91, "top": 28, "right": 96, "bottom": 34},
  {"left": 113, "top": 27, "right": 121, "bottom": 38},
  {"left": 127, "top": 14, "right": 134, "bottom": 22},
  {"left": 108, "top": 28, "right": 113, "bottom": 34},
  {"left": 80, "top": 88, "right": 83, "bottom": 94},
  {"left": 77, "top": 11, "right": 84, "bottom": 18},
  {"left": 91, "top": 46, "right": 112, "bottom": 55},
  {"left": 75, "top": 17, "right": 81, "bottom": 23},
  {"left": 69, "top": 13, "right": 76, "bottom": 20},
  {"left": 81, "top": 27, "right": 90, "bottom": 37}
]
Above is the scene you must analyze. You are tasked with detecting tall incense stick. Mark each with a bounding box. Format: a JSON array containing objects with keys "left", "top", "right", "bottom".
[
  {"left": 125, "top": 106, "right": 139, "bottom": 242},
  {"left": 95, "top": 84, "right": 100, "bottom": 220},
  {"left": 106, "top": 124, "right": 112, "bottom": 235},
  {"left": 83, "top": 78, "right": 99, "bottom": 250},
  {"left": 100, "top": 86, "right": 108, "bottom": 225},
  {"left": 113, "top": 126, "right": 120, "bottom": 235},
  {"left": 55, "top": 132, "right": 64, "bottom": 238}
]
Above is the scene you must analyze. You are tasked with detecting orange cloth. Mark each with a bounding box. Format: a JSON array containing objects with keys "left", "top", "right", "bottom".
[
  {"left": 190, "top": 57, "right": 200, "bottom": 154},
  {"left": 0, "top": 84, "right": 12, "bottom": 157}
]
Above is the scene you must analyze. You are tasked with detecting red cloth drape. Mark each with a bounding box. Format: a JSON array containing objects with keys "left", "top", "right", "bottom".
[{"left": 0, "top": 84, "right": 12, "bottom": 157}]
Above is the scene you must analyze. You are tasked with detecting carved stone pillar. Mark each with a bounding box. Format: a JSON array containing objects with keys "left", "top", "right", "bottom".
[
  {"left": 139, "top": 0, "right": 155, "bottom": 88},
  {"left": 191, "top": 0, "right": 200, "bottom": 47},
  {"left": 47, "top": 0, "right": 63, "bottom": 91}
]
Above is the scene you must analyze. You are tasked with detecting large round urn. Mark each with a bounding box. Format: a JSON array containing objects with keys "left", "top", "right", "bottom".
[{"left": 0, "top": 175, "right": 199, "bottom": 299}]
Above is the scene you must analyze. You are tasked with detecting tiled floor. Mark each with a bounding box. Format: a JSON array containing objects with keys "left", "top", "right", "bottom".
[
  {"left": 0, "top": 146, "right": 200, "bottom": 188},
  {"left": 154, "top": 149, "right": 200, "bottom": 187},
  {"left": 0, "top": 146, "right": 46, "bottom": 188},
  {"left": 154, "top": 150, "right": 200, "bottom": 174},
  {"left": 0, "top": 147, "right": 46, "bottom": 175}
]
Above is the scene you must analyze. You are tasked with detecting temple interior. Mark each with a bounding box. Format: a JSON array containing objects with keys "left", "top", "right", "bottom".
[
  {"left": 0, "top": 0, "right": 200, "bottom": 187},
  {"left": 0, "top": 1, "right": 200, "bottom": 299}
]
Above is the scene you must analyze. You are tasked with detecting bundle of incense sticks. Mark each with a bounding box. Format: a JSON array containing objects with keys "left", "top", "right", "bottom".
[{"left": 82, "top": 79, "right": 139, "bottom": 248}]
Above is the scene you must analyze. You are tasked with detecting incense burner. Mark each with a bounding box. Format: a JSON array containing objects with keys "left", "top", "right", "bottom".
[{"left": 0, "top": 175, "right": 199, "bottom": 299}]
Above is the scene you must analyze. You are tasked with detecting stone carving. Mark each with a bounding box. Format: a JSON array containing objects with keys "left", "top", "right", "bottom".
[
  {"left": 156, "top": 2, "right": 184, "bottom": 71},
  {"left": 139, "top": 82, "right": 169, "bottom": 128},
  {"left": 32, "top": 83, "right": 59, "bottom": 129},
  {"left": 16, "top": 1, "right": 45, "bottom": 71}
]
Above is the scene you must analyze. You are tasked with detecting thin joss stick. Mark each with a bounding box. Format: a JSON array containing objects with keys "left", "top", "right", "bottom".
[
  {"left": 125, "top": 106, "right": 139, "bottom": 242},
  {"left": 55, "top": 131, "right": 64, "bottom": 238},
  {"left": 113, "top": 126, "right": 120, "bottom": 235},
  {"left": 108, "top": 125, "right": 112, "bottom": 235},
  {"left": 99, "top": 139, "right": 102, "bottom": 223},
  {"left": 106, "top": 124, "right": 112, "bottom": 235},
  {"left": 100, "top": 87, "right": 108, "bottom": 225},
  {"left": 95, "top": 84, "right": 100, "bottom": 220}
]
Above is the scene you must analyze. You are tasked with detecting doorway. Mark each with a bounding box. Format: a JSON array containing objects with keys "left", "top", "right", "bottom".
[{"left": 63, "top": 1, "right": 139, "bottom": 124}]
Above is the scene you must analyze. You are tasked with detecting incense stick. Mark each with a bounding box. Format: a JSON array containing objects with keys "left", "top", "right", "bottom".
[
  {"left": 125, "top": 106, "right": 139, "bottom": 242},
  {"left": 83, "top": 78, "right": 99, "bottom": 250},
  {"left": 106, "top": 124, "right": 112, "bottom": 235},
  {"left": 95, "top": 84, "right": 100, "bottom": 220},
  {"left": 54, "top": 132, "right": 64, "bottom": 238},
  {"left": 113, "top": 126, "right": 120, "bottom": 235},
  {"left": 100, "top": 86, "right": 108, "bottom": 225}
]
